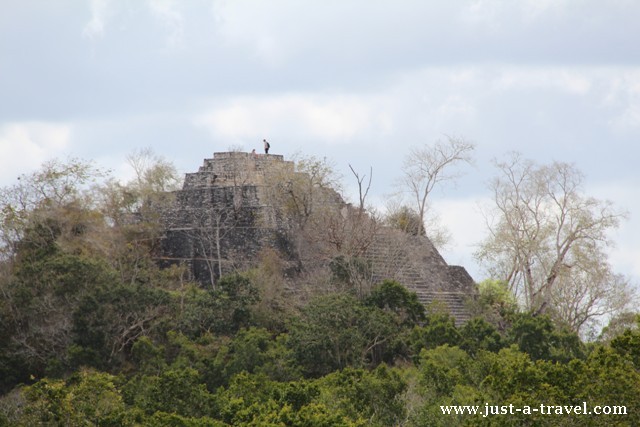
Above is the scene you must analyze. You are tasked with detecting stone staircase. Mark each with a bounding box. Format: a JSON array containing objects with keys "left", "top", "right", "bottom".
[
  {"left": 412, "top": 290, "right": 473, "bottom": 326},
  {"left": 363, "top": 227, "right": 476, "bottom": 325}
]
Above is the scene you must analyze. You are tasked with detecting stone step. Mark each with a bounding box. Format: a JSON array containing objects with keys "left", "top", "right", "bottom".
[{"left": 415, "top": 291, "right": 472, "bottom": 326}]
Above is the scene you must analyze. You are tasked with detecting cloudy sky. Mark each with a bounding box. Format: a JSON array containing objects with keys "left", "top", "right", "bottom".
[{"left": 1, "top": 0, "right": 639, "bottom": 285}]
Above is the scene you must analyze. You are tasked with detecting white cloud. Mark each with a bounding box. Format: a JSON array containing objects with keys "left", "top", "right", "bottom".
[
  {"left": 83, "top": 0, "right": 111, "bottom": 40},
  {"left": 0, "top": 123, "right": 72, "bottom": 186},
  {"left": 146, "top": 0, "right": 184, "bottom": 48},
  {"left": 190, "top": 64, "right": 640, "bottom": 159},
  {"left": 194, "top": 94, "right": 392, "bottom": 144},
  {"left": 211, "top": 1, "right": 293, "bottom": 66},
  {"left": 522, "top": 0, "right": 567, "bottom": 20},
  {"left": 610, "top": 245, "right": 640, "bottom": 280},
  {"left": 434, "top": 95, "right": 477, "bottom": 127},
  {"left": 461, "top": 0, "right": 569, "bottom": 30},
  {"left": 462, "top": 0, "right": 503, "bottom": 28},
  {"left": 430, "top": 196, "right": 491, "bottom": 280},
  {"left": 82, "top": 0, "right": 185, "bottom": 48},
  {"left": 610, "top": 104, "right": 640, "bottom": 131},
  {"left": 492, "top": 67, "right": 592, "bottom": 95},
  {"left": 608, "top": 215, "right": 640, "bottom": 281},
  {"left": 603, "top": 70, "right": 640, "bottom": 131},
  {"left": 587, "top": 181, "right": 640, "bottom": 283}
]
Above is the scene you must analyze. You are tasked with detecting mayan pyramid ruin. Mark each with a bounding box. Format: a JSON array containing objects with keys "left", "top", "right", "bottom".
[{"left": 159, "top": 152, "right": 476, "bottom": 323}]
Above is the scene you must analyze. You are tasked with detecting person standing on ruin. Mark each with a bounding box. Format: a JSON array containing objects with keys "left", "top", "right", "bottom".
[{"left": 263, "top": 139, "right": 270, "bottom": 154}]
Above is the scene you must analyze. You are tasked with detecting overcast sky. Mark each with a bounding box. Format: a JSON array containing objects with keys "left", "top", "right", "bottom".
[{"left": 1, "top": 0, "right": 639, "bottom": 285}]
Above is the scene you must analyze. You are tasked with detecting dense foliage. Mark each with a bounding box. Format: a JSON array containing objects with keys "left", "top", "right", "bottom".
[{"left": 0, "top": 158, "right": 638, "bottom": 426}]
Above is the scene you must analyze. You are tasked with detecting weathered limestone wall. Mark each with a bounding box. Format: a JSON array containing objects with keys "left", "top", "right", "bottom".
[
  {"left": 183, "top": 152, "right": 293, "bottom": 189},
  {"left": 160, "top": 153, "right": 294, "bottom": 283}
]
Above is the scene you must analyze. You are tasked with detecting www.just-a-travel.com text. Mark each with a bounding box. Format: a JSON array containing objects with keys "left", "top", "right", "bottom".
[{"left": 441, "top": 402, "right": 627, "bottom": 418}]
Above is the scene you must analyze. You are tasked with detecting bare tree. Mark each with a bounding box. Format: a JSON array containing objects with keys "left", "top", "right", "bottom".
[
  {"left": 349, "top": 164, "right": 372, "bottom": 213},
  {"left": 476, "top": 153, "right": 633, "bottom": 334},
  {"left": 320, "top": 164, "right": 378, "bottom": 257},
  {"left": 183, "top": 152, "right": 250, "bottom": 288},
  {"left": 310, "top": 204, "right": 382, "bottom": 298},
  {"left": 93, "top": 149, "right": 183, "bottom": 284},
  {"left": 264, "top": 155, "right": 343, "bottom": 268},
  {"left": 126, "top": 147, "right": 182, "bottom": 200},
  {"left": 551, "top": 257, "right": 632, "bottom": 334},
  {"left": 400, "top": 136, "right": 474, "bottom": 237},
  {"left": 185, "top": 199, "right": 241, "bottom": 288},
  {"left": 268, "top": 154, "right": 342, "bottom": 230}
]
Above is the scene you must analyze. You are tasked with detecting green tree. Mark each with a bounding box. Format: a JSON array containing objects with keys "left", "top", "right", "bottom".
[
  {"left": 18, "top": 370, "right": 126, "bottom": 426},
  {"left": 176, "top": 273, "right": 259, "bottom": 338},
  {"left": 316, "top": 366, "right": 407, "bottom": 426},
  {"left": 472, "top": 279, "right": 518, "bottom": 330},
  {"left": 0, "top": 155, "right": 184, "bottom": 392},
  {"left": 408, "top": 313, "right": 462, "bottom": 357},
  {"left": 459, "top": 317, "right": 504, "bottom": 356},
  {"left": 287, "top": 293, "right": 397, "bottom": 376},
  {"left": 217, "top": 372, "right": 363, "bottom": 426},
  {"left": 575, "top": 346, "right": 640, "bottom": 426},
  {"left": 2, "top": 244, "right": 116, "bottom": 381},
  {"left": 123, "top": 367, "right": 217, "bottom": 419},
  {"left": 215, "top": 273, "right": 260, "bottom": 333},
  {"left": 408, "top": 345, "right": 481, "bottom": 427},
  {"left": 507, "top": 313, "right": 584, "bottom": 362},
  {"left": 610, "top": 316, "right": 640, "bottom": 368},
  {"left": 365, "top": 279, "right": 426, "bottom": 326},
  {"left": 215, "top": 327, "right": 300, "bottom": 384},
  {"left": 71, "top": 282, "right": 172, "bottom": 369}
]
